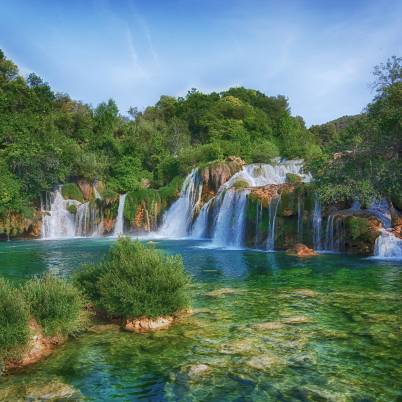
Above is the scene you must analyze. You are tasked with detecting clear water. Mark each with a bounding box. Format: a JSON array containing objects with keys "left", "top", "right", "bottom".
[{"left": 0, "top": 238, "right": 401, "bottom": 401}]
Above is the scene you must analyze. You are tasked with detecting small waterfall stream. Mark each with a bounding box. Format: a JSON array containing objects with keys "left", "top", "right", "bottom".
[
  {"left": 374, "top": 230, "right": 402, "bottom": 259},
  {"left": 113, "top": 194, "right": 127, "bottom": 236},
  {"left": 312, "top": 195, "right": 322, "bottom": 250},
  {"left": 266, "top": 196, "right": 281, "bottom": 251}
]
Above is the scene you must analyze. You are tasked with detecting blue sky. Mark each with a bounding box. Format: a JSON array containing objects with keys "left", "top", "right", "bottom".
[{"left": 1, "top": 0, "right": 401, "bottom": 125}]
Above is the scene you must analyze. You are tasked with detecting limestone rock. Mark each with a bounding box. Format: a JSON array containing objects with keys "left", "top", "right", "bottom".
[
  {"left": 281, "top": 315, "right": 313, "bottom": 325},
  {"left": 254, "top": 321, "right": 284, "bottom": 331},
  {"left": 187, "top": 363, "right": 210, "bottom": 378},
  {"left": 246, "top": 354, "right": 282, "bottom": 371},
  {"left": 286, "top": 243, "right": 318, "bottom": 257},
  {"left": 77, "top": 179, "right": 93, "bottom": 201},
  {"left": 6, "top": 320, "right": 64, "bottom": 371},
  {"left": 125, "top": 316, "right": 174, "bottom": 333}
]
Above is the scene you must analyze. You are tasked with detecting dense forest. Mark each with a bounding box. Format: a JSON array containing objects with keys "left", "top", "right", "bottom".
[{"left": 0, "top": 49, "right": 401, "bottom": 229}]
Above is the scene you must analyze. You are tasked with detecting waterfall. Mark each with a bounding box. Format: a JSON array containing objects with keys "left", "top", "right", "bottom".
[
  {"left": 312, "top": 194, "right": 322, "bottom": 250},
  {"left": 325, "top": 215, "right": 335, "bottom": 251},
  {"left": 41, "top": 188, "right": 79, "bottom": 239},
  {"left": 113, "top": 194, "right": 127, "bottom": 236},
  {"left": 255, "top": 200, "right": 263, "bottom": 246},
  {"left": 158, "top": 169, "right": 203, "bottom": 238},
  {"left": 93, "top": 186, "right": 102, "bottom": 200},
  {"left": 266, "top": 196, "right": 280, "bottom": 251},
  {"left": 223, "top": 160, "right": 312, "bottom": 189},
  {"left": 191, "top": 199, "right": 212, "bottom": 239},
  {"left": 297, "top": 195, "right": 304, "bottom": 242},
  {"left": 42, "top": 187, "right": 104, "bottom": 239},
  {"left": 212, "top": 189, "right": 249, "bottom": 248},
  {"left": 373, "top": 230, "right": 402, "bottom": 259}
]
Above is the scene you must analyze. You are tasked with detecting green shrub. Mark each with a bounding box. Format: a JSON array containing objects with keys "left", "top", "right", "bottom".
[
  {"left": 61, "top": 183, "right": 84, "bottom": 203},
  {"left": 67, "top": 204, "right": 77, "bottom": 214},
  {"left": 347, "top": 216, "right": 371, "bottom": 241},
  {"left": 74, "top": 238, "right": 190, "bottom": 319},
  {"left": 286, "top": 173, "right": 302, "bottom": 184},
  {"left": 250, "top": 140, "right": 279, "bottom": 163},
  {"left": 23, "top": 274, "right": 87, "bottom": 337},
  {"left": 233, "top": 179, "right": 249, "bottom": 190},
  {"left": 0, "top": 278, "right": 30, "bottom": 360}
]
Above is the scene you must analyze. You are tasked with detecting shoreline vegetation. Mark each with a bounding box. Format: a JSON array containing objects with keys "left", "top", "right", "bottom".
[
  {"left": 0, "top": 49, "right": 400, "bottom": 244},
  {"left": 0, "top": 238, "right": 191, "bottom": 372}
]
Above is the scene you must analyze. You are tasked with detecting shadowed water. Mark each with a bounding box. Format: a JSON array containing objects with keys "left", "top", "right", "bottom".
[{"left": 0, "top": 238, "right": 401, "bottom": 401}]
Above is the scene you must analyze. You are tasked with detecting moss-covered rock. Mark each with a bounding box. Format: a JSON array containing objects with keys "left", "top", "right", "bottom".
[{"left": 61, "top": 183, "right": 84, "bottom": 203}]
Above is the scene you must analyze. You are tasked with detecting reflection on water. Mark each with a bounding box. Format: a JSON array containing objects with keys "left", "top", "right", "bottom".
[{"left": 0, "top": 238, "right": 401, "bottom": 401}]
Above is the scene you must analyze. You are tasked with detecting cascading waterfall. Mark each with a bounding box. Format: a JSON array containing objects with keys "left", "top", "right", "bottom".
[
  {"left": 325, "top": 215, "right": 335, "bottom": 251},
  {"left": 223, "top": 160, "right": 312, "bottom": 189},
  {"left": 41, "top": 188, "right": 78, "bottom": 239},
  {"left": 189, "top": 160, "right": 312, "bottom": 249},
  {"left": 255, "top": 200, "right": 263, "bottom": 246},
  {"left": 374, "top": 230, "right": 402, "bottom": 259},
  {"left": 113, "top": 194, "right": 127, "bottom": 236},
  {"left": 312, "top": 194, "right": 322, "bottom": 250},
  {"left": 297, "top": 195, "right": 303, "bottom": 242},
  {"left": 42, "top": 187, "right": 104, "bottom": 239},
  {"left": 212, "top": 190, "right": 249, "bottom": 248},
  {"left": 191, "top": 199, "right": 212, "bottom": 239},
  {"left": 158, "top": 169, "right": 203, "bottom": 238},
  {"left": 266, "top": 196, "right": 281, "bottom": 251}
]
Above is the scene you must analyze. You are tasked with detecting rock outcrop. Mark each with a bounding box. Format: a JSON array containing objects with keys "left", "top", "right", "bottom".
[
  {"left": 5, "top": 320, "right": 64, "bottom": 371},
  {"left": 124, "top": 316, "right": 174, "bottom": 332},
  {"left": 286, "top": 243, "right": 318, "bottom": 257},
  {"left": 200, "top": 157, "right": 245, "bottom": 201}
]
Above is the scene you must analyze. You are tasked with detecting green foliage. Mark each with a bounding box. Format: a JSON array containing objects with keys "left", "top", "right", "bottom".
[
  {"left": 74, "top": 238, "right": 190, "bottom": 319},
  {"left": 346, "top": 217, "right": 371, "bottom": 241},
  {"left": 67, "top": 204, "right": 77, "bottom": 214},
  {"left": 23, "top": 274, "right": 87, "bottom": 337},
  {"left": 250, "top": 140, "right": 279, "bottom": 163},
  {"left": 109, "top": 156, "right": 152, "bottom": 193},
  {"left": 61, "top": 183, "right": 84, "bottom": 203},
  {"left": 0, "top": 278, "right": 30, "bottom": 360},
  {"left": 233, "top": 180, "right": 249, "bottom": 190},
  {"left": 124, "top": 188, "right": 160, "bottom": 223},
  {"left": 286, "top": 173, "right": 302, "bottom": 184}
]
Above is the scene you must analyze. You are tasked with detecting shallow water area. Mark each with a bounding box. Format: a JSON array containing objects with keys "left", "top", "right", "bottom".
[{"left": 0, "top": 238, "right": 401, "bottom": 401}]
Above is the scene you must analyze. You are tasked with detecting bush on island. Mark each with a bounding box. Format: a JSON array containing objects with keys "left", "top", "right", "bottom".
[
  {"left": 74, "top": 237, "right": 190, "bottom": 320},
  {"left": 23, "top": 274, "right": 87, "bottom": 337},
  {"left": 0, "top": 278, "right": 30, "bottom": 360}
]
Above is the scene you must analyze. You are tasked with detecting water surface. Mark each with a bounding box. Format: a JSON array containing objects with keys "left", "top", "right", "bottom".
[{"left": 0, "top": 238, "right": 401, "bottom": 401}]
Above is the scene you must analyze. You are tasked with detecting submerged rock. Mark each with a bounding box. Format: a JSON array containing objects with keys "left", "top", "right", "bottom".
[
  {"left": 125, "top": 316, "right": 174, "bottom": 332},
  {"left": 254, "top": 321, "right": 285, "bottom": 331},
  {"left": 187, "top": 363, "right": 210, "bottom": 379},
  {"left": 246, "top": 354, "right": 283, "bottom": 371},
  {"left": 291, "top": 288, "right": 319, "bottom": 298},
  {"left": 286, "top": 243, "right": 318, "bottom": 257},
  {"left": 281, "top": 315, "right": 313, "bottom": 325}
]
